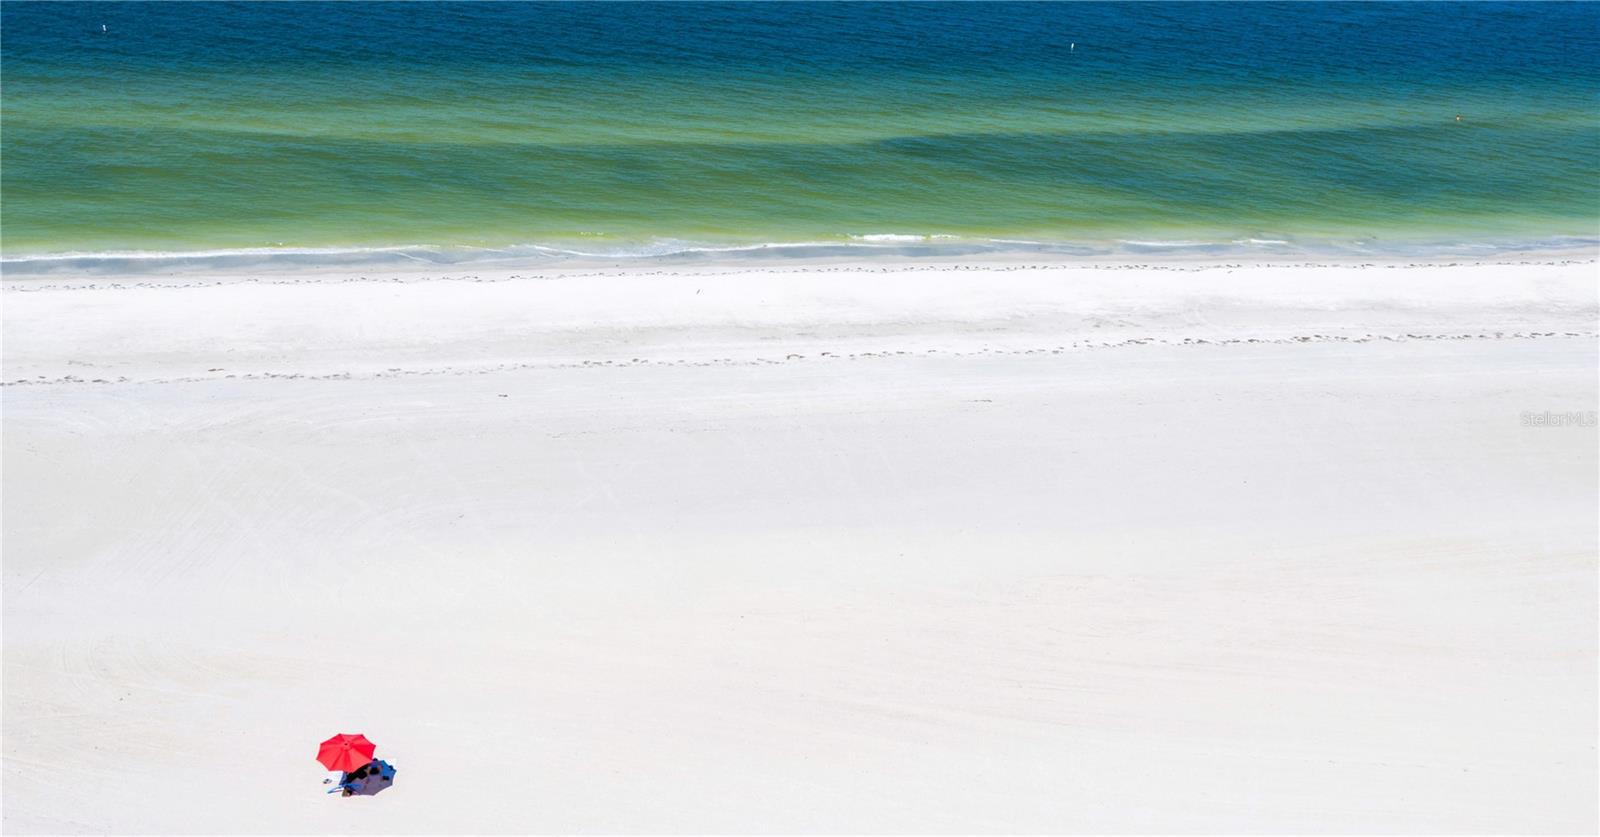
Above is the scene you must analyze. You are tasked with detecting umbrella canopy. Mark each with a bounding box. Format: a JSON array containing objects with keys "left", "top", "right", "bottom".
[{"left": 317, "top": 733, "right": 376, "bottom": 773}]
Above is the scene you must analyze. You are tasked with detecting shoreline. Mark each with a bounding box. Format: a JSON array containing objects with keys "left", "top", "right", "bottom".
[
  {"left": 3, "top": 236, "right": 1596, "bottom": 278},
  {"left": 2, "top": 249, "right": 1595, "bottom": 291}
]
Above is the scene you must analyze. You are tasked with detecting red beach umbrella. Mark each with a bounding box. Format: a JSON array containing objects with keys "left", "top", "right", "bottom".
[{"left": 317, "top": 733, "right": 376, "bottom": 773}]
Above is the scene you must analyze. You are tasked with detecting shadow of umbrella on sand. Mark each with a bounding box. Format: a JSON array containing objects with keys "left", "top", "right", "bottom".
[{"left": 340, "top": 759, "right": 397, "bottom": 796}]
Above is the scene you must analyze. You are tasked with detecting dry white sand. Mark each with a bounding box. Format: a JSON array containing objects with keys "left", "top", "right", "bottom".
[{"left": 3, "top": 259, "right": 1597, "bottom": 833}]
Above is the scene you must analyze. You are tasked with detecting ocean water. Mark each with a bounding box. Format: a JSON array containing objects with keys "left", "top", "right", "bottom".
[{"left": 3, "top": 1, "right": 1597, "bottom": 270}]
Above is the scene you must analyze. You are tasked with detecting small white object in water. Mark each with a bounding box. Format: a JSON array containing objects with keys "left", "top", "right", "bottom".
[
  {"left": 1070, "top": 43, "right": 1075, "bottom": 50},
  {"left": 101, "top": 24, "right": 107, "bottom": 33}
]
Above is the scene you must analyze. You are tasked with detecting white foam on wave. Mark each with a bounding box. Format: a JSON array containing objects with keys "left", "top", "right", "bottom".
[
  {"left": 848, "top": 233, "right": 929, "bottom": 243},
  {"left": 1115, "top": 239, "right": 1217, "bottom": 248}
]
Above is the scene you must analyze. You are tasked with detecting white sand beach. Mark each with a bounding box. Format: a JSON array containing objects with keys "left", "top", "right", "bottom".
[{"left": 3, "top": 258, "right": 1596, "bottom": 833}]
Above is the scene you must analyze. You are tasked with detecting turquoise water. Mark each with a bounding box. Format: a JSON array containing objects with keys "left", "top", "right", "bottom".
[{"left": 3, "top": 2, "right": 1597, "bottom": 268}]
